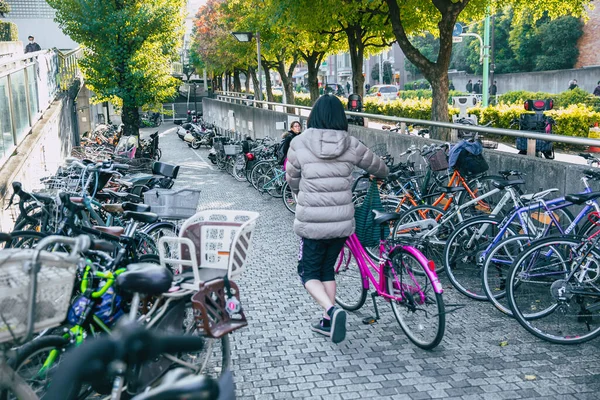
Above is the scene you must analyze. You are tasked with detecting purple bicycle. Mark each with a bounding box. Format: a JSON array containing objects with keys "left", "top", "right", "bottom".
[{"left": 335, "top": 210, "right": 446, "bottom": 349}]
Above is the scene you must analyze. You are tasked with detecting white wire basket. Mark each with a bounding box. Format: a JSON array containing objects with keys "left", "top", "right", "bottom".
[
  {"left": 143, "top": 188, "right": 202, "bottom": 219},
  {"left": 224, "top": 144, "right": 242, "bottom": 155},
  {"left": 158, "top": 210, "right": 260, "bottom": 290},
  {"left": 0, "top": 250, "right": 79, "bottom": 344}
]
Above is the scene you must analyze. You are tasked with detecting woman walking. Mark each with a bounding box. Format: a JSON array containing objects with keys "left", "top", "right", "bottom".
[{"left": 285, "top": 95, "right": 389, "bottom": 344}]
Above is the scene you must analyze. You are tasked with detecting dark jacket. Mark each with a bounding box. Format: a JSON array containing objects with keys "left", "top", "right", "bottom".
[
  {"left": 593, "top": 86, "right": 600, "bottom": 97},
  {"left": 490, "top": 84, "right": 497, "bottom": 96},
  {"left": 281, "top": 130, "right": 299, "bottom": 161},
  {"left": 569, "top": 83, "right": 578, "bottom": 90},
  {"left": 466, "top": 82, "right": 473, "bottom": 93},
  {"left": 25, "top": 42, "right": 41, "bottom": 53}
]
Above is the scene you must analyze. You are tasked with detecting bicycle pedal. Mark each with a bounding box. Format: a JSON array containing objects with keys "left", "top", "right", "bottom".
[{"left": 362, "top": 316, "right": 378, "bottom": 325}]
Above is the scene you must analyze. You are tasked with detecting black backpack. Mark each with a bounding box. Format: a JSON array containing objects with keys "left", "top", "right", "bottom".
[
  {"left": 455, "top": 149, "right": 489, "bottom": 176},
  {"left": 276, "top": 138, "right": 287, "bottom": 163}
]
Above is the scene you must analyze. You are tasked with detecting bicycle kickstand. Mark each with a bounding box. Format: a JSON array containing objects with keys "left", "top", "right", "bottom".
[{"left": 362, "top": 292, "right": 380, "bottom": 325}]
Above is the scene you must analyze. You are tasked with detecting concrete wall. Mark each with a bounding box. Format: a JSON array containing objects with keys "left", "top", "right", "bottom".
[
  {"left": 449, "top": 66, "right": 600, "bottom": 95},
  {"left": 0, "top": 95, "right": 76, "bottom": 231},
  {"left": 0, "top": 42, "right": 24, "bottom": 59},
  {"left": 203, "top": 98, "right": 600, "bottom": 197}
]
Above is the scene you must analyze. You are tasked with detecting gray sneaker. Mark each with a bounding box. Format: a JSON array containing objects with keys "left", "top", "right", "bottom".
[
  {"left": 310, "top": 320, "right": 331, "bottom": 337},
  {"left": 328, "top": 307, "right": 347, "bottom": 344}
]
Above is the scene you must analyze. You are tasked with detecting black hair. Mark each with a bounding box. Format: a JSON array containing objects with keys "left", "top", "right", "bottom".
[
  {"left": 28, "top": 36, "right": 34, "bottom": 39},
  {"left": 597, "top": 81, "right": 600, "bottom": 85},
  {"left": 307, "top": 94, "right": 348, "bottom": 131},
  {"left": 290, "top": 120, "right": 301, "bottom": 129}
]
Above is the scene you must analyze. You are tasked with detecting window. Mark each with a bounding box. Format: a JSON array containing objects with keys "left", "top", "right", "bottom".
[
  {"left": 27, "top": 66, "right": 38, "bottom": 119},
  {"left": 0, "top": 76, "right": 13, "bottom": 161},
  {"left": 9, "top": 69, "right": 31, "bottom": 142}
]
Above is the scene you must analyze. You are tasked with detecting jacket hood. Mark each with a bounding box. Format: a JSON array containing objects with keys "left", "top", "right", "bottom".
[{"left": 302, "top": 128, "right": 350, "bottom": 159}]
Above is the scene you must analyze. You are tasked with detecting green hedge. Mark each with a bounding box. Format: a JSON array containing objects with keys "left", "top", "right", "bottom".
[
  {"left": 0, "top": 21, "right": 18, "bottom": 42},
  {"left": 498, "top": 88, "right": 600, "bottom": 110},
  {"left": 267, "top": 88, "right": 600, "bottom": 139}
]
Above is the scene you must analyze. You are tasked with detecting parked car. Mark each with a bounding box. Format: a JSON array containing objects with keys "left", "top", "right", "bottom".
[{"left": 365, "top": 85, "right": 399, "bottom": 101}]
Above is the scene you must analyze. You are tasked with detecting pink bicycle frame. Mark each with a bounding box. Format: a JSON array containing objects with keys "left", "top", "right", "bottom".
[{"left": 338, "top": 234, "right": 444, "bottom": 299}]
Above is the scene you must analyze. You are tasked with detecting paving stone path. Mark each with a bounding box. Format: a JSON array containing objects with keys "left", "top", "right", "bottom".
[{"left": 157, "top": 123, "right": 600, "bottom": 400}]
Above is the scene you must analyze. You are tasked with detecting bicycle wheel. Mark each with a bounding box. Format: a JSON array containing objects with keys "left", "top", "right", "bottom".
[
  {"left": 482, "top": 234, "right": 533, "bottom": 316},
  {"left": 443, "top": 216, "right": 517, "bottom": 300},
  {"left": 387, "top": 247, "right": 445, "bottom": 350},
  {"left": 2, "top": 230, "right": 45, "bottom": 249},
  {"left": 232, "top": 155, "right": 247, "bottom": 182},
  {"left": 282, "top": 182, "right": 297, "bottom": 214},
  {"left": 334, "top": 244, "right": 367, "bottom": 311},
  {"left": 507, "top": 236, "right": 600, "bottom": 344},
  {"left": 456, "top": 175, "right": 506, "bottom": 218},
  {"left": 258, "top": 168, "right": 284, "bottom": 198},
  {"left": 392, "top": 205, "right": 449, "bottom": 269},
  {"left": 182, "top": 304, "right": 230, "bottom": 378},
  {"left": 225, "top": 156, "right": 234, "bottom": 175},
  {"left": 2, "top": 335, "right": 91, "bottom": 400},
  {"left": 250, "top": 161, "right": 274, "bottom": 190}
]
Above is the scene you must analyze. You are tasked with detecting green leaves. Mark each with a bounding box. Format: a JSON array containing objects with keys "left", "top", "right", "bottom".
[{"left": 47, "top": 0, "right": 185, "bottom": 133}]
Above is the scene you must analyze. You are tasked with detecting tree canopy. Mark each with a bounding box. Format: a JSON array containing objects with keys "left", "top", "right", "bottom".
[{"left": 48, "top": 0, "right": 185, "bottom": 136}]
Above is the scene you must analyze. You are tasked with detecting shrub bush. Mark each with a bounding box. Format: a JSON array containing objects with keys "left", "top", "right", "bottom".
[{"left": 0, "top": 21, "right": 18, "bottom": 41}]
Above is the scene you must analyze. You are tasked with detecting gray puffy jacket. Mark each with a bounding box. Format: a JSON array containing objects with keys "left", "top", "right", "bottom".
[{"left": 286, "top": 128, "right": 389, "bottom": 240}]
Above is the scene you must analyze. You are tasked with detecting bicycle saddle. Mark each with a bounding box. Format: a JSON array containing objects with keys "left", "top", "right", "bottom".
[
  {"left": 438, "top": 186, "right": 466, "bottom": 194},
  {"left": 122, "top": 211, "right": 159, "bottom": 224},
  {"left": 117, "top": 263, "right": 173, "bottom": 295},
  {"left": 565, "top": 191, "right": 600, "bottom": 205},
  {"left": 491, "top": 179, "right": 525, "bottom": 190},
  {"left": 122, "top": 202, "right": 151, "bottom": 213},
  {"left": 372, "top": 210, "right": 404, "bottom": 226}
]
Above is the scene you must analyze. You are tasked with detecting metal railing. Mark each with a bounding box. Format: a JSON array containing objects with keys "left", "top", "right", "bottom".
[
  {"left": 57, "top": 48, "right": 83, "bottom": 91},
  {"left": 213, "top": 92, "right": 600, "bottom": 152}
]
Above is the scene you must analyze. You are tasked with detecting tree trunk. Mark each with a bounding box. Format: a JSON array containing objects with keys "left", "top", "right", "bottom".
[
  {"left": 384, "top": 0, "right": 467, "bottom": 140},
  {"left": 245, "top": 69, "right": 250, "bottom": 93},
  {"left": 276, "top": 54, "right": 298, "bottom": 113},
  {"left": 233, "top": 69, "right": 241, "bottom": 92},
  {"left": 249, "top": 67, "right": 259, "bottom": 99},
  {"left": 428, "top": 69, "right": 451, "bottom": 141},
  {"left": 303, "top": 52, "right": 323, "bottom": 105},
  {"left": 347, "top": 25, "right": 366, "bottom": 98},
  {"left": 261, "top": 60, "right": 274, "bottom": 104},
  {"left": 121, "top": 103, "right": 140, "bottom": 137}
]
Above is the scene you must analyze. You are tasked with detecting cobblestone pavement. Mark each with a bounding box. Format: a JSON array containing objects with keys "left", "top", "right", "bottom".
[{"left": 157, "top": 123, "right": 600, "bottom": 400}]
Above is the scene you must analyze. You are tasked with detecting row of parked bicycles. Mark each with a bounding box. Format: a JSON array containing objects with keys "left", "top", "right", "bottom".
[
  {"left": 350, "top": 143, "right": 600, "bottom": 345},
  {"left": 0, "top": 135, "right": 256, "bottom": 398},
  {"left": 196, "top": 122, "right": 600, "bottom": 346}
]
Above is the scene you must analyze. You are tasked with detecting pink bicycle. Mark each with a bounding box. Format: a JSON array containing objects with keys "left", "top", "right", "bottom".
[{"left": 335, "top": 210, "right": 446, "bottom": 349}]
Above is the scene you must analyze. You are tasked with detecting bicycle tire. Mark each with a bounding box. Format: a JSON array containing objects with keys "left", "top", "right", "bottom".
[
  {"left": 387, "top": 247, "right": 445, "bottom": 350},
  {"left": 3, "top": 335, "right": 87, "bottom": 400},
  {"left": 455, "top": 175, "right": 506, "bottom": 218},
  {"left": 443, "top": 216, "right": 517, "bottom": 300},
  {"left": 250, "top": 161, "right": 274, "bottom": 190},
  {"left": 2, "top": 230, "right": 45, "bottom": 249},
  {"left": 482, "top": 234, "right": 533, "bottom": 316},
  {"left": 232, "top": 155, "right": 247, "bottom": 182},
  {"left": 282, "top": 182, "right": 296, "bottom": 214},
  {"left": 334, "top": 244, "right": 368, "bottom": 311},
  {"left": 506, "top": 236, "right": 600, "bottom": 344}
]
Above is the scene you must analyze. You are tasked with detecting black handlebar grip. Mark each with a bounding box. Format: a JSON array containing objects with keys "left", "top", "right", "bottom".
[
  {"left": 11, "top": 181, "right": 22, "bottom": 193},
  {"left": 44, "top": 337, "right": 117, "bottom": 400}
]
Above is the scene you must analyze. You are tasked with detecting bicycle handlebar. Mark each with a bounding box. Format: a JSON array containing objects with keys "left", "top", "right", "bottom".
[{"left": 44, "top": 323, "right": 206, "bottom": 400}]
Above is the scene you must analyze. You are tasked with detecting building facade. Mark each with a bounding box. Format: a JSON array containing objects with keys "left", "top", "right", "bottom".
[{"left": 3, "top": 0, "right": 77, "bottom": 50}]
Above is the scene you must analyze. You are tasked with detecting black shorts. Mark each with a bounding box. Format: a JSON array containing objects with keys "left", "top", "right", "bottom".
[{"left": 297, "top": 237, "right": 348, "bottom": 284}]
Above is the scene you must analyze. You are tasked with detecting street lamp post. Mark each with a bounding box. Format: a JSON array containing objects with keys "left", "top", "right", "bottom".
[{"left": 232, "top": 31, "right": 262, "bottom": 101}]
